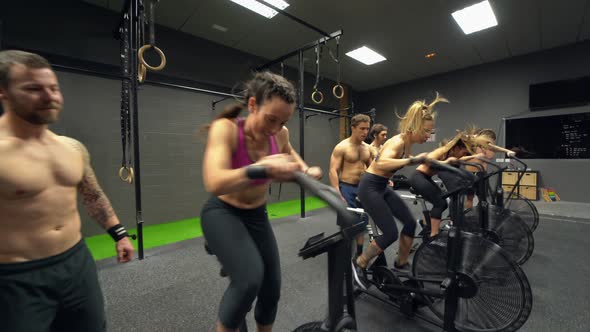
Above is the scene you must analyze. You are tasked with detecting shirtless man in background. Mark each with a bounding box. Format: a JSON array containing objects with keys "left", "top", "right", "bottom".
[
  {"left": 368, "top": 123, "right": 388, "bottom": 157},
  {"left": 0, "top": 50, "right": 134, "bottom": 332},
  {"left": 329, "top": 114, "right": 374, "bottom": 257}
]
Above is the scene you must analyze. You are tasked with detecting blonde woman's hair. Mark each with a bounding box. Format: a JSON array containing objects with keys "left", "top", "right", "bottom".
[
  {"left": 397, "top": 92, "right": 448, "bottom": 134},
  {"left": 438, "top": 130, "right": 476, "bottom": 155}
]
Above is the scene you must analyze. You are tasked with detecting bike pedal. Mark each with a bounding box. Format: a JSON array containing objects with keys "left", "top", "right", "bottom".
[{"left": 400, "top": 295, "right": 416, "bottom": 317}]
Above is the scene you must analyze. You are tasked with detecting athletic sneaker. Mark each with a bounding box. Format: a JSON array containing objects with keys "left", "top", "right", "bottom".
[
  {"left": 422, "top": 233, "right": 439, "bottom": 244},
  {"left": 393, "top": 260, "right": 411, "bottom": 271},
  {"left": 397, "top": 240, "right": 422, "bottom": 255},
  {"left": 351, "top": 258, "right": 368, "bottom": 290}
]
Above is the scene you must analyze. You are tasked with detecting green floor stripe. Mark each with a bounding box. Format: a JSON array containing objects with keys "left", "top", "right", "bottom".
[{"left": 87, "top": 196, "right": 327, "bottom": 261}]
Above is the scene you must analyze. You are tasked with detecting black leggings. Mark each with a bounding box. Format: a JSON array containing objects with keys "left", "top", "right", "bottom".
[
  {"left": 358, "top": 172, "right": 417, "bottom": 250},
  {"left": 408, "top": 170, "right": 448, "bottom": 219},
  {"left": 200, "top": 196, "right": 281, "bottom": 329}
]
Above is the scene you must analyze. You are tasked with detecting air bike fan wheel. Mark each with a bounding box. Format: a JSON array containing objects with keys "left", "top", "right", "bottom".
[
  {"left": 412, "top": 232, "right": 533, "bottom": 332},
  {"left": 502, "top": 193, "right": 539, "bottom": 232},
  {"left": 463, "top": 208, "right": 534, "bottom": 265}
]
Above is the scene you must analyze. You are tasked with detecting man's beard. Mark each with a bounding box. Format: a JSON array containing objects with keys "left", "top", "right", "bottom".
[
  {"left": 21, "top": 110, "right": 60, "bottom": 125},
  {"left": 13, "top": 102, "right": 62, "bottom": 125}
]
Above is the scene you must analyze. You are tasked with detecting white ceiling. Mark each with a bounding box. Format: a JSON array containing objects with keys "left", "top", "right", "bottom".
[{"left": 84, "top": 0, "right": 590, "bottom": 91}]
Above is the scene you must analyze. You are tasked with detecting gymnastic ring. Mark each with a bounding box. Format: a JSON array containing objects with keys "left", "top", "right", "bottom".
[
  {"left": 138, "top": 63, "right": 147, "bottom": 83},
  {"left": 127, "top": 167, "right": 134, "bottom": 184},
  {"left": 118, "top": 166, "right": 135, "bottom": 184},
  {"left": 311, "top": 89, "right": 324, "bottom": 104},
  {"left": 138, "top": 45, "right": 167, "bottom": 71},
  {"left": 332, "top": 84, "right": 344, "bottom": 99}
]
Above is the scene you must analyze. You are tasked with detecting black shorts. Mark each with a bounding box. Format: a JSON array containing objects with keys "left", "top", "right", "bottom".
[{"left": 0, "top": 240, "right": 106, "bottom": 332}]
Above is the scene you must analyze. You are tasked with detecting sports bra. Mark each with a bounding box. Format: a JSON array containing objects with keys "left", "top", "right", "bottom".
[{"left": 231, "top": 117, "right": 279, "bottom": 185}]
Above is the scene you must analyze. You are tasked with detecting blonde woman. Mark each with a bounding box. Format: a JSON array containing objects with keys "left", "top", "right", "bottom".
[
  {"left": 355, "top": 93, "right": 448, "bottom": 271},
  {"left": 408, "top": 132, "right": 481, "bottom": 238}
]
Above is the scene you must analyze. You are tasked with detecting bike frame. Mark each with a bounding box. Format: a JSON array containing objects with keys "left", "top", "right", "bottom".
[{"left": 353, "top": 162, "right": 477, "bottom": 332}]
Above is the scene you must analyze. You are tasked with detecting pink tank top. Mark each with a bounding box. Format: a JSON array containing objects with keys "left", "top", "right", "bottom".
[{"left": 231, "top": 118, "right": 279, "bottom": 185}]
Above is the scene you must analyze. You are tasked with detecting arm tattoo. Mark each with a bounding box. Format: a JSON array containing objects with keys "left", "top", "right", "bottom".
[
  {"left": 79, "top": 164, "right": 116, "bottom": 228},
  {"left": 61, "top": 136, "right": 116, "bottom": 228}
]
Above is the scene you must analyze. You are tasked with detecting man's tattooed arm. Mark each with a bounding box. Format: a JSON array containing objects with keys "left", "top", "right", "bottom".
[{"left": 60, "top": 136, "right": 120, "bottom": 229}]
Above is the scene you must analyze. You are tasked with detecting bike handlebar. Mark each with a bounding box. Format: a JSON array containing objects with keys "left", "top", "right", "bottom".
[
  {"left": 473, "top": 156, "right": 502, "bottom": 170},
  {"left": 427, "top": 159, "right": 476, "bottom": 183},
  {"left": 508, "top": 155, "right": 528, "bottom": 170},
  {"left": 293, "top": 172, "right": 357, "bottom": 227},
  {"left": 470, "top": 156, "right": 509, "bottom": 177},
  {"left": 460, "top": 161, "right": 484, "bottom": 172}
]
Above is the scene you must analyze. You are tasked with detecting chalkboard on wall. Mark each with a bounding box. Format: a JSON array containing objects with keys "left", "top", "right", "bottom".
[{"left": 505, "top": 113, "right": 589, "bottom": 159}]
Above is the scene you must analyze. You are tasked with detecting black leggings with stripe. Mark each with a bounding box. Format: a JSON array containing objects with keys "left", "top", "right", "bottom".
[
  {"left": 200, "top": 196, "right": 281, "bottom": 329},
  {"left": 358, "top": 172, "right": 417, "bottom": 250},
  {"left": 408, "top": 170, "right": 448, "bottom": 219}
]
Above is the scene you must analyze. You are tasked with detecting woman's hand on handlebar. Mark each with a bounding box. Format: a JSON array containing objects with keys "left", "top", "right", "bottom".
[
  {"left": 304, "top": 166, "right": 323, "bottom": 180},
  {"left": 445, "top": 156, "right": 460, "bottom": 165},
  {"left": 408, "top": 152, "right": 428, "bottom": 165},
  {"left": 255, "top": 154, "right": 301, "bottom": 181}
]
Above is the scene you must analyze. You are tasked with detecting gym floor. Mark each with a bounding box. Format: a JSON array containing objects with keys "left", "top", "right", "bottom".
[{"left": 96, "top": 198, "right": 590, "bottom": 332}]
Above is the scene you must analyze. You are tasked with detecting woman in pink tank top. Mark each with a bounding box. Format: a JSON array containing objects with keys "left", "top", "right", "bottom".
[{"left": 200, "top": 72, "right": 322, "bottom": 332}]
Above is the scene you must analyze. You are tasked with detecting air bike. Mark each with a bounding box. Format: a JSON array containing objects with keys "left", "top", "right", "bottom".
[
  {"left": 351, "top": 160, "right": 533, "bottom": 332},
  {"left": 415, "top": 157, "right": 534, "bottom": 265},
  {"left": 474, "top": 156, "right": 539, "bottom": 233},
  {"left": 205, "top": 171, "right": 364, "bottom": 332},
  {"left": 460, "top": 157, "right": 535, "bottom": 264},
  {"left": 292, "top": 171, "right": 366, "bottom": 331}
]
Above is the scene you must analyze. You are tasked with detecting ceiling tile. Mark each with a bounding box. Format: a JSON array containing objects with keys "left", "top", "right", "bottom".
[
  {"left": 541, "top": 0, "right": 587, "bottom": 49},
  {"left": 181, "top": 1, "right": 247, "bottom": 48},
  {"left": 153, "top": 0, "right": 203, "bottom": 30},
  {"left": 77, "top": 0, "right": 590, "bottom": 91},
  {"left": 492, "top": 0, "right": 541, "bottom": 56},
  {"left": 468, "top": 27, "right": 510, "bottom": 63}
]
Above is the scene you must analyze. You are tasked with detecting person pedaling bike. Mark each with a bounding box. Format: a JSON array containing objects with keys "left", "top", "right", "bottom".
[
  {"left": 353, "top": 93, "right": 447, "bottom": 272},
  {"left": 200, "top": 71, "right": 322, "bottom": 332},
  {"left": 407, "top": 130, "right": 485, "bottom": 239},
  {"left": 463, "top": 127, "right": 516, "bottom": 210}
]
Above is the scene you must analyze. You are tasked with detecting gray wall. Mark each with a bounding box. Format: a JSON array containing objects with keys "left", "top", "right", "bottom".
[
  {"left": 50, "top": 71, "right": 340, "bottom": 236},
  {"left": 359, "top": 41, "right": 590, "bottom": 203},
  {"left": 1, "top": 1, "right": 344, "bottom": 236}
]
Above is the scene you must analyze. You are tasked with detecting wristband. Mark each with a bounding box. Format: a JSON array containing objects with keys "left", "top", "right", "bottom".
[
  {"left": 246, "top": 165, "right": 268, "bottom": 179},
  {"left": 107, "top": 224, "right": 129, "bottom": 242}
]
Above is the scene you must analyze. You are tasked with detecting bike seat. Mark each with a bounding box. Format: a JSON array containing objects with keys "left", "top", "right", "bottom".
[
  {"left": 408, "top": 187, "right": 425, "bottom": 198},
  {"left": 299, "top": 232, "right": 344, "bottom": 259}
]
